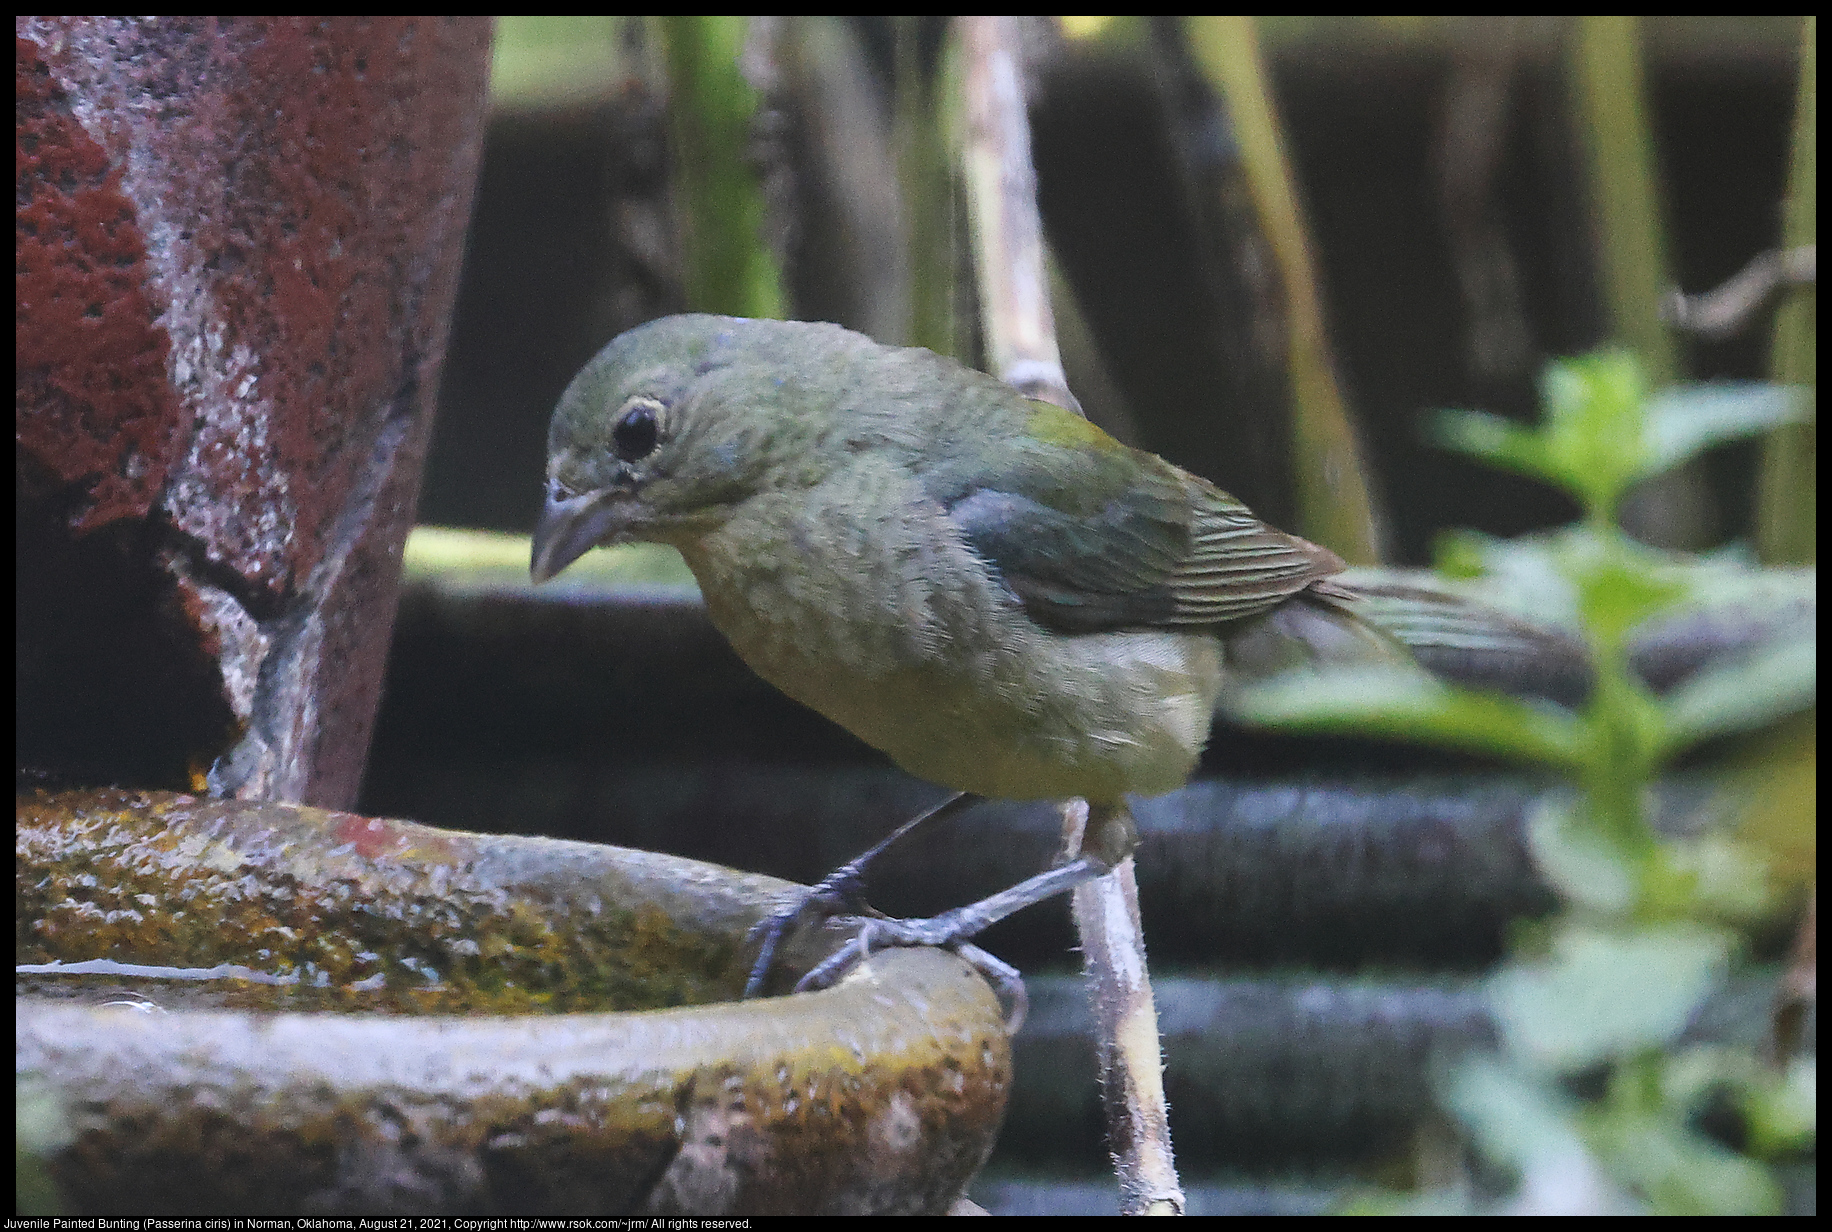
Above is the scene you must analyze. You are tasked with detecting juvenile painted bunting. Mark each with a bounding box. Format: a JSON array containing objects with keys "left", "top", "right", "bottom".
[{"left": 531, "top": 314, "right": 1584, "bottom": 993}]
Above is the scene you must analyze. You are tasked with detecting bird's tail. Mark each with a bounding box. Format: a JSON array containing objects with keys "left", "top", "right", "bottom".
[{"left": 1219, "top": 568, "right": 1594, "bottom": 707}]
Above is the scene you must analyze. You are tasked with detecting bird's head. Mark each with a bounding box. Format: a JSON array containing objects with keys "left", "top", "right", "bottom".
[{"left": 531, "top": 314, "right": 858, "bottom": 583}]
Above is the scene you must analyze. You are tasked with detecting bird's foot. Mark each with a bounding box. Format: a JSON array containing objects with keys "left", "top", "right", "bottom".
[
  {"left": 743, "top": 865, "right": 870, "bottom": 999},
  {"left": 797, "top": 922, "right": 1029, "bottom": 1032},
  {"left": 788, "top": 852, "right": 1114, "bottom": 1028},
  {"left": 742, "top": 791, "right": 981, "bottom": 998},
  {"left": 792, "top": 906, "right": 977, "bottom": 994}
]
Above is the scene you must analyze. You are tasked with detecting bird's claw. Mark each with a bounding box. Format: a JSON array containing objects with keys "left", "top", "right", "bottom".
[
  {"left": 743, "top": 870, "right": 869, "bottom": 998},
  {"left": 790, "top": 911, "right": 1029, "bottom": 1033},
  {"left": 742, "top": 793, "right": 982, "bottom": 1000}
]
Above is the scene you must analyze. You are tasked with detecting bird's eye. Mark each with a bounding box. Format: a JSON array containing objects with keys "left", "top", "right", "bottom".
[{"left": 611, "top": 397, "right": 663, "bottom": 463}]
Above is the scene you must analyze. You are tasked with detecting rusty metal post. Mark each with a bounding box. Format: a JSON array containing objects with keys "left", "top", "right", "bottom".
[{"left": 17, "top": 17, "right": 491, "bottom": 806}]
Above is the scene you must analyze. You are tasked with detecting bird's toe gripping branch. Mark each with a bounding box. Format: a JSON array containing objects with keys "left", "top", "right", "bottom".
[
  {"left": 790, "top": 851, "right": 1118, "bottom": 1031},
  {"left": 743, "top": 791, "right": 982, "bottom": 999},
  {"left": 749, "top": 798, "right": 1137, "bottom": 1031}
]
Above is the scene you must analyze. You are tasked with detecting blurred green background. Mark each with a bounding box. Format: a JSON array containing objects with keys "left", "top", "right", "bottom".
[{"left": 423, "top": 15, "right": 1806, "bottom": 566}]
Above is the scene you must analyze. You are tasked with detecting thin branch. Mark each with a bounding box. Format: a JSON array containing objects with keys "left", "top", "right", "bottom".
[
  {"left": 958, "top": 16, "right": 1079, "bottom": 414},
  {"left": 957, "top": 15, "right": 1183, "bottom": 1214},
  {"left": 1068, "top": 805, "right": 1186, "bottom": 1216},
  {"left": 1665, "top": 245, "right": 1817, "bottom": 340}
]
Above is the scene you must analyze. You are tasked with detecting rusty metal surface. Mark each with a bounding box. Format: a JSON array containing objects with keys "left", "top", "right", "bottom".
[
  {"left": 16, "top": 789, "right": 1013, "bottom": 1214},
  {"left": 16, "top": 17, "right": 491, "bottom": 806}
]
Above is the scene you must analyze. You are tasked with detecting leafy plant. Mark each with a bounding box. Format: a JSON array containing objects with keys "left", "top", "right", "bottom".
[{"left": 1237, "top": 350, "right": 1814, "bottom": 1214}]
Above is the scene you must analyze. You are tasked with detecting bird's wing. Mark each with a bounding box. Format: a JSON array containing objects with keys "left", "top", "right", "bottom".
[{"left": 923, "top": 402, "right": 1343, "bottom": 633}]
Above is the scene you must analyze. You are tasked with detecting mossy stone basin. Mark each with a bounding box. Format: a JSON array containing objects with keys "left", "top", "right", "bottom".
[{"left": 16, "top": 789, "right": 1010, "bottom": 1214}]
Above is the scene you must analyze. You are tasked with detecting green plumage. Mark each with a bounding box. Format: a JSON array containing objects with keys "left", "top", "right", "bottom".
[{"left": 533, "top": 315, "right": 1586, "bottom": 805}]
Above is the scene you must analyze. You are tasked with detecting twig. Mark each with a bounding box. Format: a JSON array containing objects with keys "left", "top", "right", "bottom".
[
  {"left": 957, "top": 15, "right": 1183, "bottom": 1214},
  {"left": 1664, "top": 245, "right": 1817, "bottom": 340},
  {"left": 1067, "top": 803, "right": 1185, "bottom": 1216},
  {"left": 957, "top": 16, "right": 1079, "bottom": 415}
]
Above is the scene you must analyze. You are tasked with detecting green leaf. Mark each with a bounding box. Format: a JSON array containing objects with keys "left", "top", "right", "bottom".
[
  {"left": 1443, "top": 1055, "right": 1591, "bottom": 1174},
  {"left": 1430, "top": 409, "right": 1556, "bottom": 481},
  {"left": 1488, "top": 923, "right": 1729, "bottom": 1070},
  {"left": 1641, "top": 835, "right": 1775, "bottom": 923},
  {"left": 1432, "top": 527, "right": 1500, "bottom": 581},
  {"left": 1230, "top": 666, "right": 1584, "bottom": 767},
  {"left": 1636, "top": 550, "right": 1811, "bottom": 610},
  {"left": 1556, "top": 531, "right": 1688, "bottom": 646},
  {"left": 1658, "top": 1044, "right": 1757, "bottom": 1117},
  {"left": 1441, "top": 1057, "right": 1646, "bottom": 1212},
  {"left": 1658, "top": 636, "right": 1817, "bottom": 755},
  {"left": 1526, "top": 798, "right": 1638, "bottom": 913},
  {"left": 1742, "top": 1056, "right": 1816, "bottom": 1158},
  {"left": 1585, "top": 1109, "right": 1783, "bottom": 1215},
  {"left": 1429, "top": 359, "right": 1804, "bottom": 531},
  {"left": 1641, "top": 384, "right": 1806, "bottom": 479},
  {"left": 1539, "top": 351, "right": 1650, "bottom": 514},
  {"left": 1432, "top": 530, "right": 1584, "bottom": 630}
]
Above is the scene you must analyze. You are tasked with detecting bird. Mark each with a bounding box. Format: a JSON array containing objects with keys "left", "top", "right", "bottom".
[{"left": 531, "top": 314, "right": 1586, "bottom": 996}]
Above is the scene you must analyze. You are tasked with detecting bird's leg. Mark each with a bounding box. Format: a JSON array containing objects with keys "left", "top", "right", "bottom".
[
  {"left": 792, "top": 801, "right": 1138, "bottom": 998},
  {"left": 744, "top": 790, "right": 981, "bottom": 997}
]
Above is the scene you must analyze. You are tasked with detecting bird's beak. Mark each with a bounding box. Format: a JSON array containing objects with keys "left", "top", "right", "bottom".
[{"left": 530, "top": 490, "right": 625, "bottom": 583}]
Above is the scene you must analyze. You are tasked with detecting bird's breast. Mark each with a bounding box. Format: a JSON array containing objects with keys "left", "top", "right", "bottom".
[{"left": 678, "top": 478, "right": 1223, "bottom": 803}]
